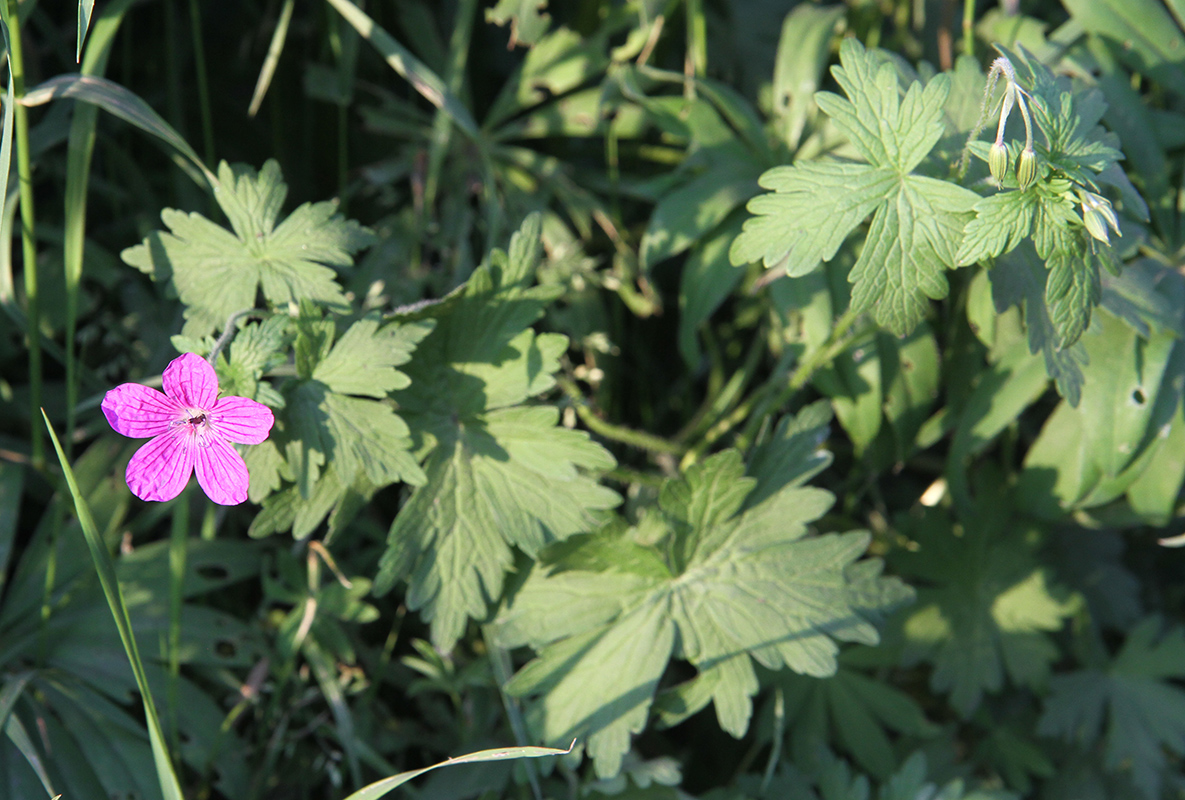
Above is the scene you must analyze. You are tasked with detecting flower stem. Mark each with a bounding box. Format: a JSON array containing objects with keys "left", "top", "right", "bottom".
[
  {"left": 962, "top": 0, "right": 976, "bottom": 56},
  {"left": 556, "top": 375, "right": 685, "bottom": 456}
]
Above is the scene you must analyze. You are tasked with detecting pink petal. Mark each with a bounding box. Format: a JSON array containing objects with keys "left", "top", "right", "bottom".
[
  {"left": 210, "top": 396, "right": 274, "bottom": 444},
  {"left": 125, "top": 429, "right": 195, "bottom": 502},
  {"left": 163, "top": 353, "right": 219, "bottom": 409},
  {"left": 102, "top": 383, "right": 182, "bottom": 438},
  {"left": 193, "top": 437, "right": 250, "bottom": 505}
]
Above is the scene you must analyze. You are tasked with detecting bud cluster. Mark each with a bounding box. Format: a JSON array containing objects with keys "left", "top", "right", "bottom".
[{"left": 982, "top": 57, "right": 1038, "bottom": 191}]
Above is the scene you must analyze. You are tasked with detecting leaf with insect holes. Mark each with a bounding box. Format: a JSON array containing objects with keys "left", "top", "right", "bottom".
[
  {"left": 731, "top": 38, "right": 979, "bottom": 335},
  {"left": 122, "top": 160, "right": 375, "bottom": 337},
  {"left": 372, "top": 215, "right": 619, "bottom": 653},
  {"left": 491, "top": 446, "right": 910, "bottom": 777}
]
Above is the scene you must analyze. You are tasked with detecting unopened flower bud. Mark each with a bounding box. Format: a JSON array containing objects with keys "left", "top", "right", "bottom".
[
  {"left": 988, "top": 142, "right": 1010, "bottom": 187},
  {"left": 1079, "top": 190, "right": 1121, "bottom": 245},
  {"left": 1016, "top": 147, "right": 1038, "bottom": 191}
]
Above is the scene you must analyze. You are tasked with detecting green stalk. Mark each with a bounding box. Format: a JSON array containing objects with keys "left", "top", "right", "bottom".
[
  {"left": 557, "top": 375, "right": 684, "bottom": 456},
  {"left": 5, "top": 0, "right": 42, "bottom": 470},
  {"left": 685, "top": 0, "right": 707, "bottom": 80},
  {"left": 188, "top": 0, "right": 215, "bottom": 165},
  {"left": 962, "top": 0, "right": 976, "bottom": 56}
]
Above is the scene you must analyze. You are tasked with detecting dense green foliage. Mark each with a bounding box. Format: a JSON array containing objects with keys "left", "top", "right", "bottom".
[{"left": 3, "top": 1, "right": 1185, "bottom": 799}]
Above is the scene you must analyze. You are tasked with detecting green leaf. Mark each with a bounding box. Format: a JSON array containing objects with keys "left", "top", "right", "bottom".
[
  {"left": 729, "top": 161, "right": 895, "bottom": 275},
  {"left": 851, "top": 176, "right": 979, "bottom": 333},
  {"left": 122, "top": 160, "right": 375, "bottom": 336},
  {"left": 894, "top": 503, "right": 1078, "bottom": 717},
  {"left": 216, "top": 314, "right": 289, "bottom": 401},
  {"left": 280, "top": 380, "right": 425, "bottom": 498},
  {"left": 374, "top": 215, "right": 618, "bottom": 651},
  {"left": 1073, "top": 310, "right": 1176, "bottom": 478},
  {"left": 485, "top": 0, "right": 551, "bottom": 48},
  {"left": 744, "top": 400, "right": 834, "bottom": 508},
  {"left": 312, "top": 314, "right": 434, "bottom": 398},
  {"left": 814, "top": 335, "right": 884, "bottom": 456},
  {"left": 1038, "top": 617, "right": 1185, "bottom": 800},
  {"left": 380, "top": 406, "right": 618, "bottom": 649},
  {"left": 641, "top": 158, "right": 760, "bottom": 271},
  {"left": 989, "top": 244, "right": 1086, "bottom": 405},
  {"left": 493, "top": 448, "right": 910, "bottom": 777},
  {"left": 779, "top": 663, "right": 939, "bottom": 779},
  {"left": 1062, "top": 0, "right": 1185, "bottom": 100},
  {"left": 956, "top": 188, "right": 1038, "bottom": 266},
  {"left": 770, "top": 4, "right": 845, "bottom": 151},
  {"left": 732, "top": 39, "right": 979, "bottom": 334}
]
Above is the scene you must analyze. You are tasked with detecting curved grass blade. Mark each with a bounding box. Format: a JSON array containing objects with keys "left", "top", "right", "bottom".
[
  {"left": 340, "top": 742, "right": 573, "bottom": 800},
  {"left": 322, "top": 0, "right": 479, "bottom": 138},
  {"left": 42, "top": 412, "right": 185, "bottom": 800},
  {"left": 248, "top": 0, "right": 295, "bottom": 117},
  {"left": 4, "top": 711, "right": 56, "bottom": 797},
  {"left": 20, "top": 74, "right": 217, "bottom": 188}
]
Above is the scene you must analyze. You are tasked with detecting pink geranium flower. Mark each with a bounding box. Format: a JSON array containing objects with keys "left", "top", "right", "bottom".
[{"left": 101, "top": 353, "right": 274, "bottom": 505}]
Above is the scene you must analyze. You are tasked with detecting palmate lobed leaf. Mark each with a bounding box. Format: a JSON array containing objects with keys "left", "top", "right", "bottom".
[
  {"left": 493, "top": 445, "right": 911, "bottom": 778},
  {"left": 245, "top": 310, "right": 435, "bottom": 538},
  {"left": 374, "top": 214, "right": 618, "bottom": 651},
  {"left": 893, "top": 504, "right": 1079, "bottom": 718},
  {"left": 122, "top": 160, "right": 375, "bottom": 337},
  {"left": 1038, "top": 618, "right": 1185, "bottom": 800},
  {"left": 730, "top": 38, "right": 979, "bottom": 335}
]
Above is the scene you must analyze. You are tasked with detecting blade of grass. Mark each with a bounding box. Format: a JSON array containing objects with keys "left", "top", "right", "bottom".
[
  {"left": 248, "top": 0, "right": 295, "bottom": 117},
  {"left": 304, "top": 638, "right": 362, "bottom": 789},
  {"left": 64, "top": 0, "right": 137, "bottom": 454},
  {"left": 4, "top": 712, "right": 56, "bottom": 797},
  {"left": 0, "top": 460, "right": 23, "bottom": 593},
  {"left": 340, "top": 742, "right": 574, "bottom": 800},
  {"left": 42, "top": 412, "right": 185, "bottom": 800},
  {"left": 187, "top": 0, "right": 214, "bottom": 165},
  {"left": 167, "top": 488, "right": 189, "bottom": 758},
  {"left": 322, "top": 0, "right": 479, "bottom": 139},
  {"left": 0, "top": 673, "right": 30, "bottom": 732},
  {"left": 2, "top": 0, "right": 44, "bottom": 470},
  {"left": 75, "top": 0, "right": 94, "bottom": 62},
  {"left": 20, "top": 73, "right": 217, "bottom": 188}
]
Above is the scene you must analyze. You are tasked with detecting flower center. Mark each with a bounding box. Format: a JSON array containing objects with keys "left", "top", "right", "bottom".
[{"left": 175, "top": 408, "right": 213, "bottom": 444}]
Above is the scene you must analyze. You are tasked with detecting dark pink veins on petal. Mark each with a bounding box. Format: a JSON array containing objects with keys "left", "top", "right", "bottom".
[
  {"left": 163, "top": 352, "right": 220, "bottom": 409},
  {"left": 101, "top": 383, "right": 183, "bottom": 439}
]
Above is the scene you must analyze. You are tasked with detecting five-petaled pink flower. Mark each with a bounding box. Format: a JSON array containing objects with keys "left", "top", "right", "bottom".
[{"left": 102, "top": 353, "right": 274, "bottom": 505}]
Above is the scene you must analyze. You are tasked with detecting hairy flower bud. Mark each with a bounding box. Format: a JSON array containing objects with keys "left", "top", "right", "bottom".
[
  {"left": 988, "top": 142, "right": 1010, "bottom": 187},
  {"left": 1016, "top": 147, "right": 1038, "bottom": 191}
]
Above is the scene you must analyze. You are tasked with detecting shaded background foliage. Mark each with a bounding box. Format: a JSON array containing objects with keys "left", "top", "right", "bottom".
[{"left": 3, "top": 1, "right": 1185, "bottom": 799}]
